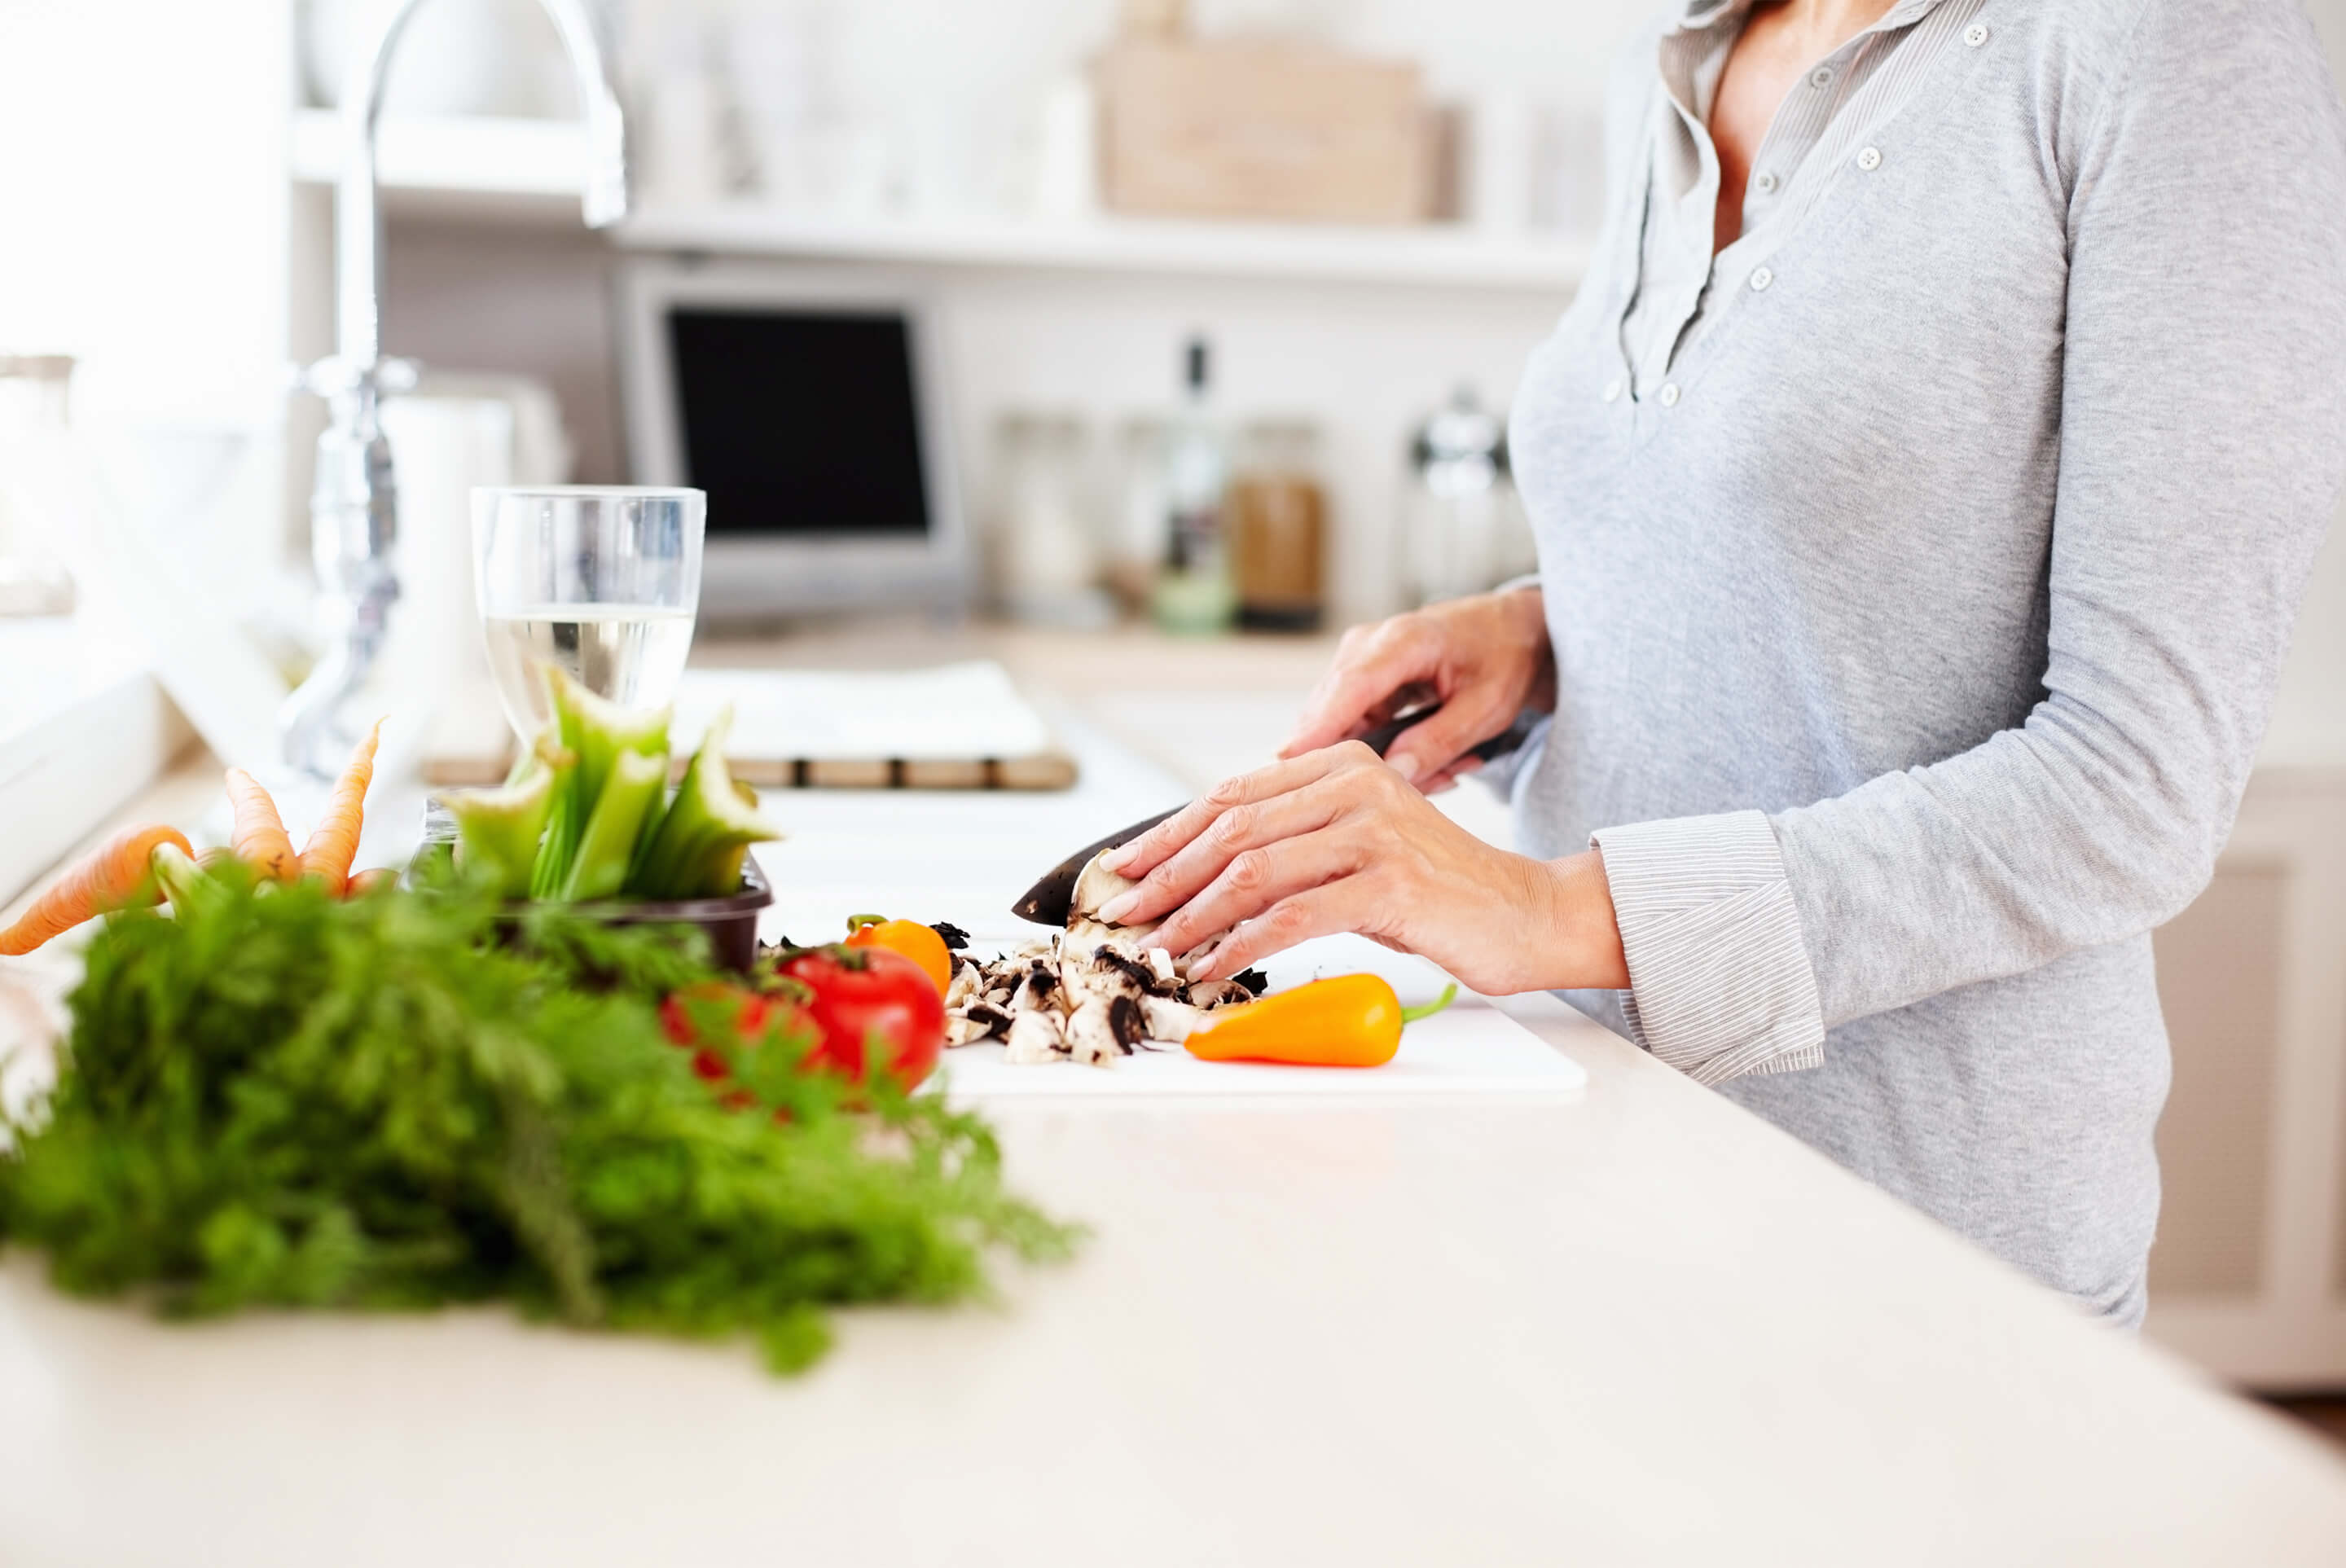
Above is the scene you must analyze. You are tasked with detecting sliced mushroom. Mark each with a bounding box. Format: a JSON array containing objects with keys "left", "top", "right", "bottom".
[
  {"left": 1109, "top": 993, "right": 1149, "bottom": 1051},
  {"left": 1184, "top": 977, "right": 1257, "bottom": 1011},
  {"left": 1013, "top": 960, "right": 1065, "bottom": 1016},
  {"left": 1065, "top": 850, "right": 1160, "bottom": 952},
  {"left": 1063, "top": 947, "right": 1144, "bottom": 1007},
  {"left": 1004, "top": 1006, "right": 1069, "bottom": 1064},
  {"left": 1140, "top": 995, "right": 1209, "bottom": 1044},
  {"left": 1092, "top": 945, "right": 1178, "bottom": 999},
  {"left": 951, "top": 903, "right": 1268, "bottom": 1066},
  {"left": 1064, "top": 998, "right": 1123, "bottom": 1065},
  {"left": 947, "top": 995, "right": 1016, "bottom": 1047}
]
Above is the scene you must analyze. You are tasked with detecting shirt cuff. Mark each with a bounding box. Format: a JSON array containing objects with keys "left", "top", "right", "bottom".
[{"left": 1588, "top": 810, "right": 1827, "bottom": 1086}]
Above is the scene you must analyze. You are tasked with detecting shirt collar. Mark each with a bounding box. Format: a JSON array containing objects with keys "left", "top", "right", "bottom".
[
  {"left": 1667, "top": 0, "right": 1750, "bottom": 37},
  {"left": 1668, "top": 0, "right": 1948, "bottom": 37}
]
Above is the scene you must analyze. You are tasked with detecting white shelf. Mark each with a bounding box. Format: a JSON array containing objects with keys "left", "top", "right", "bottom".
[
  {"left": 290, "top": 107, "right": 586, "bottom": 201},
  {"left": 289, "top": 108, "right": 1591, "bottom": 289},
  {"left": 616, "top": 204, "right": 1591, "bottom": 291}
]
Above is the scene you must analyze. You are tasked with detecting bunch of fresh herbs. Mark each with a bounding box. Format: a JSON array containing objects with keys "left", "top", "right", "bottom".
[{"left": 0, "top": 871, "right": 1070, "bottom": 1373}]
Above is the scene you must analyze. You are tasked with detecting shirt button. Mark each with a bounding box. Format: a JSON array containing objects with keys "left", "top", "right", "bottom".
[
  {"left": 1809, "top": 65, "right": 1835, "bottom": 88},
  {"left": 1602, "top": 378, "right": 1623, "bottom": 403},
  {"left": 1856, "top": 146, "right": 1883, "bottom": 171},
  {"left": 1964, "top": 21, "right": 1990, "bottom": 46},
  {"left": 1750, "top": 266, "right": 1773, "bottom": 292},
  {"left": 1755, "top": 170, "right": 1780, "bottom": 195},
  {"left": 1659, "top": 383, "right": 1682, "bottom": 408}
]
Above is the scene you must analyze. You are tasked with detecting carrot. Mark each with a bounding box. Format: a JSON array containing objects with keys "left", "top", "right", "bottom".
[
  {"left": 0, "top": 823, "right": 193, "bottom": 956},
  {"left": 225, "top": 768, "right": 300, "bottom": 883},
  {"left": 298, "top": 719, "right": 384, "bottom": 896},
  {"left": 345, "top": 867, "right": 394, "bottom": 898}
]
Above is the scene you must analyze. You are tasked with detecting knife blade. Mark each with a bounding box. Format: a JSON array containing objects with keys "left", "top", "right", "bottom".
[{"left": 1009, "top": 702, "right": 1541, "bottom": 926}]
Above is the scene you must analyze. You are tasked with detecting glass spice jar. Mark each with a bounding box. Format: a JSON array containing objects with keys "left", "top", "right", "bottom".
[
  {"left": 1230, "top": 419, "right": 1326, "bottom": 633},
  {"left": 991, "top": 411, "right": 1114, "bottom": 628}
]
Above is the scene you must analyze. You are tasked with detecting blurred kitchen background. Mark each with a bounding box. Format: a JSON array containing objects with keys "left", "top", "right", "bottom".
[{"left": 5, "top": 0, "right": 2346, "bottom": 1416}]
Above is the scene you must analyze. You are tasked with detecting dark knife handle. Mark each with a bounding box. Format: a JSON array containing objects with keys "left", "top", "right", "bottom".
[
  {"left": 1357, "top": 705, "right": 1542, "bottom": 766},
  {"left": 1008, "top": 701, "right": 1544, "bottom": 925}
]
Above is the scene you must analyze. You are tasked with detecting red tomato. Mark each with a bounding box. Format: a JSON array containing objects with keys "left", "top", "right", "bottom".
[
  {"left": 774, "top": 945, "right": 945, "bottom": 1093},
  {"left": 660, "top": 982, "right": 774, "bottom": 1083}
]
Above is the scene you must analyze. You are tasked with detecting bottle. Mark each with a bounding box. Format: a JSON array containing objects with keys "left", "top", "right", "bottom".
[{"left": 1149, "top": 335, "right": 1237, "bottom": 635}]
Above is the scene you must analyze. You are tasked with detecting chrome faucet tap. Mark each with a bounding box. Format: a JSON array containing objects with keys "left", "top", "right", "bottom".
[{"left": 283, "top": 0, "right": 628, "bottom": 776}]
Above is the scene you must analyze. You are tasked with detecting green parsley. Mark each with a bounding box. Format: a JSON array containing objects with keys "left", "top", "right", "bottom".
[{"left": 0, "top": 872, "right": 1070, "bottom": 1373}]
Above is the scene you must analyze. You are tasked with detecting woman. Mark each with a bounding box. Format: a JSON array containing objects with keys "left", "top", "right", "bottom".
[{"left": 1099, "top": 0, "right": 2346, "bottom": 1324}]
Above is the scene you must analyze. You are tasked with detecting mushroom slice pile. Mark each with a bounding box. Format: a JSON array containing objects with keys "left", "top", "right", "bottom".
[
  {"left": 942, "top": 937, "right": 1267, "bottom": 1068},
  {"left": 937, "top": 845, "right": 1265, "bottom": 1066}
]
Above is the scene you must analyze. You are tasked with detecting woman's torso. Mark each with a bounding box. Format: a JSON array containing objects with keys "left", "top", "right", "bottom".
[{"left": 1509, "top": 0, "right": 2170, "bottom": 1320}]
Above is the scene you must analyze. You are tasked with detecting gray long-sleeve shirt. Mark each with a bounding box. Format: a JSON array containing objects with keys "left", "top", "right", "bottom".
[{"left": 1504, "top": 0, "right": 2346, "bottom": 1321}]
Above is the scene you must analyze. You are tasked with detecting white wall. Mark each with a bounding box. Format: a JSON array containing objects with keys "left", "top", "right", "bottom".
[
  {"left": 0, "top": 0, "right": 298, "bottom": 630},
  {"left": 0, "top": 0, "right": 291, "bottom": 423}
]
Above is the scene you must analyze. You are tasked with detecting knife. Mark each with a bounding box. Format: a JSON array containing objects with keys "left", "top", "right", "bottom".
[{"left": 1009, "top": 701, "right": 1541, "bottom": 926}]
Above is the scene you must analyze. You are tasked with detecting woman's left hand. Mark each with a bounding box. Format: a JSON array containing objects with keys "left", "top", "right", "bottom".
[{"left": 1096, "top": 740, "right": 1629, "bottom": 995}]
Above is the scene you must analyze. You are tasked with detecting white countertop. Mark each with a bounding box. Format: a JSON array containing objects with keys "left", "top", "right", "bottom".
[{"left": 3, "top": 654, "right": 2344, "bottom": 1564}]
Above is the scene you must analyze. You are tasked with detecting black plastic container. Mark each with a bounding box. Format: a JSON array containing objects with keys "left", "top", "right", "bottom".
[
  {"left": 414, "top": 802, "right": 773, "bottom": 973},
  {"left": 560, "top": 859, "right": 773, "bottom": 973}
]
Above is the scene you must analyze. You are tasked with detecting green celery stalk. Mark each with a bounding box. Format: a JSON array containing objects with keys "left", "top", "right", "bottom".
[
  {"left": 531, "top": 666, "right": 670, "bottom": 898},
  {"left": 626, "top": 707, "right": 779, "bottom": 900},
  {"left": 448, "top": 747, "right": 562, "bottom": 900},
  {"left": 560, "top": 748, "right": 669, "bottom": 903}
]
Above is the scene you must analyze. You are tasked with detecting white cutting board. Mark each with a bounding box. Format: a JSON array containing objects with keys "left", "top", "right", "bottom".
[{"left": 927, "top": 934, "right": 1588, "bottom": 1103}]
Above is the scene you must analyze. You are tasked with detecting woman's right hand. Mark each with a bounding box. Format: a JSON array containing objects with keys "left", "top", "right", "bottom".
[{"left": 1281, "top": 586, "right": 1556, "bottom": 792}]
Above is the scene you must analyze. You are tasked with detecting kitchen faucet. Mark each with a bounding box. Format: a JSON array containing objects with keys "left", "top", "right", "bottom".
[{"left": 282, "top": 0, "right": 628, "bottom": 777}]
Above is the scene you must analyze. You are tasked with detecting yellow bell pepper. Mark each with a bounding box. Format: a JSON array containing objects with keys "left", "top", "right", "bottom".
[
  {"left": 844, "top": 914, "right": 954, "bottom": 995},
  {"left": 1183, "top": 974, "right": 1457, "bottom": 1068}
]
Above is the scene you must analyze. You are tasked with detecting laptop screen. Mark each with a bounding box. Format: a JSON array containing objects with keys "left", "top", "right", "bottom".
[{"left": 665, "top": 305, "right": 932, "bottom": 539}]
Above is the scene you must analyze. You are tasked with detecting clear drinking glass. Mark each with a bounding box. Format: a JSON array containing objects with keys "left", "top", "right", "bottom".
[{"left": 472, "top": 485, "right": 705, "bottom": 740}]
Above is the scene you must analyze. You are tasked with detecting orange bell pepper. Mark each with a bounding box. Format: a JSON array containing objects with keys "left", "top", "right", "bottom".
[
  {"left": 844, "top": 914, "right": 954, "bottom": 995},
  {"left": 1183, "top": 974, "right": 1458, "bottom": 1068}
]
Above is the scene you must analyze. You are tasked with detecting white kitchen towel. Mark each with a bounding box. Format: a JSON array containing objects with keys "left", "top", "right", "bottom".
[{"left": 671, "top": 661, "right": 1056, "bottom": 762}]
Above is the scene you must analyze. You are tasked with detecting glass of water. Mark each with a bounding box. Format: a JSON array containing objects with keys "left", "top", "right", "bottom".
[{"left": 472, "top": 486, "right": 705, "bottom": 740}]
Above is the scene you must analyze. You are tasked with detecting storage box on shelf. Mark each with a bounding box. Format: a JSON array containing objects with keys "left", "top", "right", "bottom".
[
  {"left": 288, "top": 108, "right": 1592, "bottom": 289},
  {"left": 1095, "top": 38, "right": 1432, "bottom": 225}
]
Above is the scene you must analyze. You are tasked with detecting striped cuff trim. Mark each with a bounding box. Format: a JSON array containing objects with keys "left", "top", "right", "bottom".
[{"left": 1593, "top": 810, "right": 1828, "bottom": 1087}]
